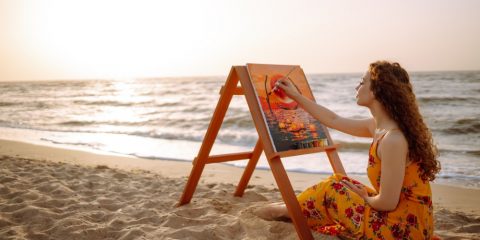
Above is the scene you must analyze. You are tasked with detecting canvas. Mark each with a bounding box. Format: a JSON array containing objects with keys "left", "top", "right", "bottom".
[{"left": 246, "top": 63, "right": 330, "bottom": 153}]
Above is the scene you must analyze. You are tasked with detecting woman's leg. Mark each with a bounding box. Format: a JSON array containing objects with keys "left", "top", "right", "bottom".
[
  {"left": 254, "top": 202, "right": 289, "bottom": 220},
  {"left": 255, "top": 174, "right": 372, "bottom": 238},
  {"left": 255, "top": 175, "right": 339, "bottom": 225},
  {"left": 297, "top": 175, "right": 337, "bottom": 228}
]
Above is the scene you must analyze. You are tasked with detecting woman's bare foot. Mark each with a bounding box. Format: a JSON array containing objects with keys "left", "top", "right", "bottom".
[{"left": 254, "top": 202, "right": 290, "bottom": 221}]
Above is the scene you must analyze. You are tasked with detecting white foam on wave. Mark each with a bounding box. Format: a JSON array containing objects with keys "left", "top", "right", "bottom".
[{"left": 1, "top": 126, "right": 479, "bottom": 189}]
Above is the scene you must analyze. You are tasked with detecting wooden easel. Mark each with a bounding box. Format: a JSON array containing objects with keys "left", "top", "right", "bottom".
[{"left": 178, "top": 65, "right": 346, "bottom": 240}]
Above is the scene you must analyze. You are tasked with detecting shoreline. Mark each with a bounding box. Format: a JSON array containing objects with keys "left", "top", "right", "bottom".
[
  {"left": 1, "top": 125, "right": 478, "bottom": 190},
  {"left": 1, "top": 139, "right": 480, "bottom": 239}
]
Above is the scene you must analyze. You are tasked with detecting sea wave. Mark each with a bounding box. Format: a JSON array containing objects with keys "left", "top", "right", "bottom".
[
  {"left": 58, "top": 120, "right": 98, "bottom": 126},
  {"left": 466, "top": 150, "right": 480, "bottom": 157},
  {"left": 34, "top": 102, "right": 51, "bottom": 109},
  {"left": 455, "top": 118, "right": 480, "bottom": 125},
  {"left": 56, "top": 120, "right": 152, "bottom": 127},
  {"left": 436, "top": 173, "right": 480, "bottom": 181},
  {"left": 155, "top": 102, "right": 181, "bottom": 107},
  {"left": 418, "top": 96, "right": 479, "bottom": 104},
  {"left": 442, "top": 119, "right": 480, "bottom": 134},
  {"left": 438, "top": 148, "right": 480, "bottom": 157},
  {"left": 40, "top": 138, "right": 102, "bottom": 149},
  {"left": 0, "top": 102, "right": 16, "bottom": 107},
  {"left": 72, "top": 100, "right": 154, "bottom": 107},
  {"left": 222, "top": 115, "right": 255, "bottom": 129}
]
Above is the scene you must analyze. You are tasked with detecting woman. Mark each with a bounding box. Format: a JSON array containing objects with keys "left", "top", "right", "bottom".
[{"left": 257, "top": 61, "right": 441, "bottom": 239}]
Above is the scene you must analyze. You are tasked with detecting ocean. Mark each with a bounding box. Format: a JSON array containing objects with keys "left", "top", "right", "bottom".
[{"left": 1, "top": 71, "right": 479, "bottom": 189}]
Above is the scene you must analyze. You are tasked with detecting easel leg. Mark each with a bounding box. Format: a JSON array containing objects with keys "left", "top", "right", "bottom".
[
  {"left": 268, "top": 156, "right": 314, "bottom": 240},
  {"left": 178, "top": 67, "right": 239, "bottom": 206},
  {"left": 326, "top": 149, "right": 346, "bottom": 175},
  {"left": 178, "top": 162, "right": 206, "bottom": 206},
  {"left": 234, "top": 139, "right": 263, "bottom": 197}
]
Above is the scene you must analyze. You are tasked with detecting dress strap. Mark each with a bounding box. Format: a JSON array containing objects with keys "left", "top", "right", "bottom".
[
  {"left": 370, "top": 129, "right": 400, "bottom": 159},
  {"left": 374, "top": 128, "right": 399, "bottom": 149}
]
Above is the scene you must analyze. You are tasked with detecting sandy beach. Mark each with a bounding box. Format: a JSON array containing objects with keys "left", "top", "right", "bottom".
[{"left": 1, "top": 139, "right": 479, "bottom": 239}]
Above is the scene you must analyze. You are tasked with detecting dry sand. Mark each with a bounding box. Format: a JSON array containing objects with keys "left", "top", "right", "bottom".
[{"left": 0, "top": 139, "right": 479, "bottom": 239}]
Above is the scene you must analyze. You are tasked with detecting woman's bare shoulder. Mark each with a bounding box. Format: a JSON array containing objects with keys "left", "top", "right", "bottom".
[
  {"left": 384, "top": 129, "right": 407, "bottom": 143},
  {"left": 378, "top": 130, "right": 408, "bottom": 160}
]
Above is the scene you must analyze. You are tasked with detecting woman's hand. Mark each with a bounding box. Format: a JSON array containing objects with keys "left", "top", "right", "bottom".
[
  {"left": 342, "top": 179, "right": 368, "bottom": 200},
  {"left": 276, "top": 78, "right": 301, "bottom": 99}
]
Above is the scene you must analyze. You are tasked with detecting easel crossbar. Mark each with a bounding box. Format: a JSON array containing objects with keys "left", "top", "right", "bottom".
[
  {"left": 220, "top": 86, "right": 244, "bottom": 95},
  {"left": 193, "top": 152, "right": 253, "bottom": 165}
]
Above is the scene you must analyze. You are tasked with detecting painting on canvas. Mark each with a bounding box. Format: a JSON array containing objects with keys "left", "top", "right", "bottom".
[{"left": 246, "top": 63, "right": 330, "bottom": 152}]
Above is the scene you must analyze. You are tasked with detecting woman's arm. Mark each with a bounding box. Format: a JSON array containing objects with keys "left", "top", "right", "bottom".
[
  {"left": 346, "top": 131, "right": 407, "bottom": 211},
  {"left": 277, "top": 79, "right": 375, "bottom": 137}
]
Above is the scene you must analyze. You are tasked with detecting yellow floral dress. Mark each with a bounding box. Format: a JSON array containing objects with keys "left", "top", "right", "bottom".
[{"left": 297, "top": 132, "right": 434, "bottom": 239}]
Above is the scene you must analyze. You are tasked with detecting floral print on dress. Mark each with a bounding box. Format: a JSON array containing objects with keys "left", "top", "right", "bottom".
[{"left": 296, "top": 132, "right": 434, "bottom": 239}]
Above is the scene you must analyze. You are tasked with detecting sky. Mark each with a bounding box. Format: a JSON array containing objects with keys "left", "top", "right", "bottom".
[{"left": 0, "top": 0, "right": 479, "bottom": 81}]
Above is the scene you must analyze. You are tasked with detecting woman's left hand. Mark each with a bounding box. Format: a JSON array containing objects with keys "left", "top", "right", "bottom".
[{"left": 342, "top": 180, "right": 368, "bottom": 200}]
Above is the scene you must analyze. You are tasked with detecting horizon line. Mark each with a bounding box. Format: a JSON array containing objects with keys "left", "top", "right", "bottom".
[{"left": 1, "top": 68, "right": 479, "bottom": 83}]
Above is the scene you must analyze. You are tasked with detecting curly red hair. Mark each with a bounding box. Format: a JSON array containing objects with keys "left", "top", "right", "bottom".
[{"left": 369, "top": 61, "right": 441, "bottom": 181}]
